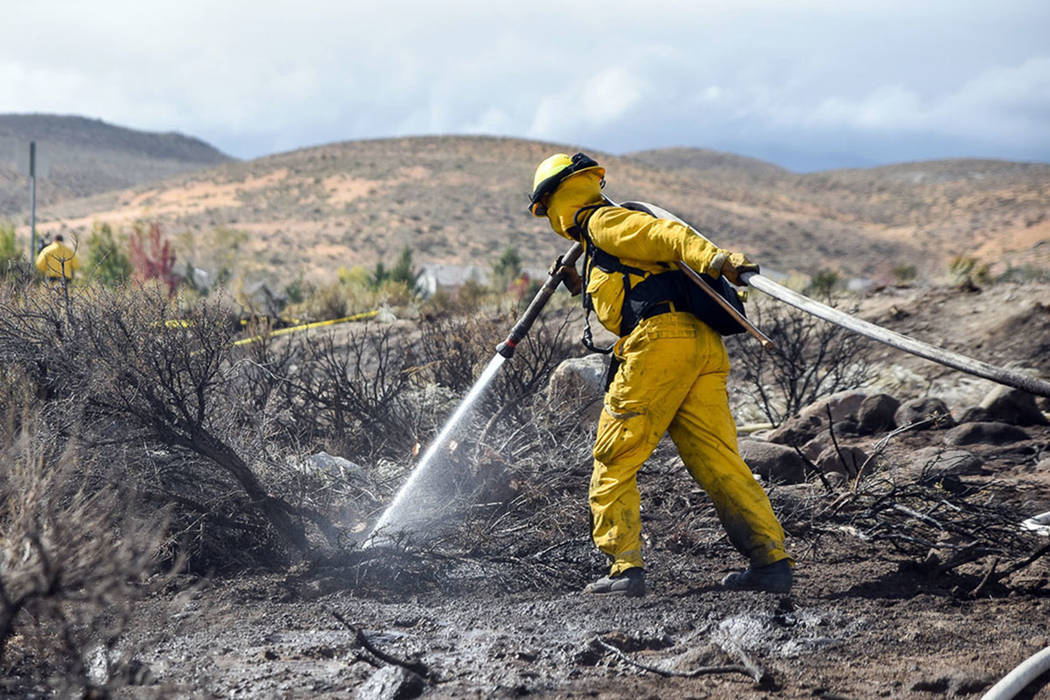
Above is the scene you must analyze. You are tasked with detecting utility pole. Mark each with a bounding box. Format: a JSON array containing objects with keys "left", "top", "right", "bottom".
[{"left": 29, "top": 141, "right": 37, "bottom": 258}]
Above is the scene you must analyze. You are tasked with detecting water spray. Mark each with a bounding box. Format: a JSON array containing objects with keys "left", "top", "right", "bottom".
[{"left": 364, "top": 243, "right": 584, "bottom": 546}]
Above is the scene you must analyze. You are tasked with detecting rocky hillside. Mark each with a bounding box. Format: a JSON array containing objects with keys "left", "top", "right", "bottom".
[
  {"left": 18, "top": 135, "right": 1050, "bottom": 283},
  {"left": 0, "top": 114, "right": 232, "bottom": 214}
]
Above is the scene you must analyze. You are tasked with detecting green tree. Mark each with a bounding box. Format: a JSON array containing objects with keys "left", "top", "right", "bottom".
[
  {"left": 492, "top": 246, "right": 522, "bottom": 292},
  {"left": 371, "top": 261, "right": 390, "bottom": 290},
  {"left": 86, "top": 222, "right": 133, "bottom": 286},
  {"left": 390, "top": 246, "right": 419, "bottom": 288}
]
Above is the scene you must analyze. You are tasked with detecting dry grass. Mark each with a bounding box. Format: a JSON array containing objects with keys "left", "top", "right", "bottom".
[{"left": 24, "top": 136, "right": 1049, "bottom": 290}]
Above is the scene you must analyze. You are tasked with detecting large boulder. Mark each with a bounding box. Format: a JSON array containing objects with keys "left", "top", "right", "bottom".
[
  {"left": 856, "top": 394, "right": 900, "bottom": 435},
  {"left": 547, "top": 354, "right": 607, "bottom": 422},
  {"left": 767, "top": 413, "right": 824, "bottom": 446},
  {"left": 943, "top": 421, "right": 1031, "bottom": 446},
  {"left": 956, "top": 406, "right": 991, "bottom": 424},
  {"left": 768, "top": 390, "right": 869, "bottom": 445},
  {"left": 979, "top": 386, "right": 1050, "bottom": 426},
  {"left": 894, "top": 397, "right": 955, "bottom": 429},
  {"left": 800, "top": 435, "right": 829, "bottom": 461},
  {"left": 738, "top": 440, "right": 808, "bottom": 484},
  {"left": 797, "top": 390, "right": 869, "bottom": 424}
]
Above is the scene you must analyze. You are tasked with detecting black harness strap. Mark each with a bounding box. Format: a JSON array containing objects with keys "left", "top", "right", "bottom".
[
  {"left": 571, "top": 203, "right": 748, "bottom": 353},
  {"left": 569, "top": 204, "right": 617, "bottom": 353}
]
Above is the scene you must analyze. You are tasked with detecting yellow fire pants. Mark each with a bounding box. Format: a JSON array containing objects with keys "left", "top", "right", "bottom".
[{"left": 590, "top": 311, "right": 791, "bottom": 576}]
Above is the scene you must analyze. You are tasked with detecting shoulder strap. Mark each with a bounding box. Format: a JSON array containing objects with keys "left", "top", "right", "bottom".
[{"left": 572, "top": 205, "right": 617, "bottom": 354}]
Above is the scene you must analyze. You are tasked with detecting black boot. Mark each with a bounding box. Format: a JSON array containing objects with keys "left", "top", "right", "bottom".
[
  {"left": 721, "top": 559, "right": 793, "bottom": 593},
  {"left": 583, "top": 568, "right": 646, "bottom": 597}
]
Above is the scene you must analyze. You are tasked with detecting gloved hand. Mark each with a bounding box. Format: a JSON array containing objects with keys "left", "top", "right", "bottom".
[
  {"left": 720, "top": 252, "right": 759, "bottom": 286},
  {"left": 550, "top": 257, "right": 583, "bottom": 296}
]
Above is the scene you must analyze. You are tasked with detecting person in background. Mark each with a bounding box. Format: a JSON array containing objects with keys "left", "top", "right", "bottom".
[{"left": 35, "top": 234, "right": 79, "bottom": 283}]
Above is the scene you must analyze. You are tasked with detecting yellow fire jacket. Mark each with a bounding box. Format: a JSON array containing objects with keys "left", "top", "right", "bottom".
[
  {"left": 35, "top": 241, "right": 80, "bottom": 280},
  {"left": 544, "top": 171, "right": 729, "bottom": 336}
]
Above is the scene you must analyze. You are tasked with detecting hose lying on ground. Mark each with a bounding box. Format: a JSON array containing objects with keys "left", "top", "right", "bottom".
[
  {"left": 1021, "top": 511, "right": 1050, "bottom": 537},
  {"left": 980, "top": 645, "right": 1050, "bottom": 700}
]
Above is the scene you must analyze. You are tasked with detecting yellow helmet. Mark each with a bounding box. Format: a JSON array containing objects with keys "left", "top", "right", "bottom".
[{"left": 528, "top": 152, "right": 604, "bottom": 216}]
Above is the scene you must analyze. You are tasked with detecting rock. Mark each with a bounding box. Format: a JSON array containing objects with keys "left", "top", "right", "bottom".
[
  {"left": 956, "top": 406, "right": 990, "bottom": 424},
  {"left": 815, "top": 445, "right": 869, "bottom": 476},
  {"left": 907, "top": 447, "right": 984, "bottom": 476},
  {"left": 832, "top": 418, "right": 860, "bottom": 437},
  {"left": 797, "top": 390, "right": 869, "bottom": 424},
  {"left": 943, "top": 422, "right": 1031, "bottom": 446},
  {"left": 356, "top": 666, "right": 425, "bottom": 700},
  {"left": 124, "top": 659, "right": 153, "bottom": 686},
  {"left": 800, "top": 435, "right": 828, "bottom": 461},
  {"left": 979, "top": 386, "right": 1050, "bottom": 426},
  {"left": 856, "top": 393, "right": 900, "bottom": 435},
  {"left": 305, "top": 451, "right": 366, "bottom": 481},
  {"left": 547, "top": 354, "right": 607, "bottom": 422},
  {"left": 768, "top": 390, "right": 869, "bottom": 446},
  {"left": 895, "top": 397, "right": 955, "bottom": 429},
  {"left": 767, "top": 413, "right": 825, "bottom": 446},
  {"left": 738, "top": 440, "right": 808, "bottom": 484}
]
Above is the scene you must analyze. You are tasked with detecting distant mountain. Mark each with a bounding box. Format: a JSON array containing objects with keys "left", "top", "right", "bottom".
[
  {"left": 625, "top": 147, "right": 790, "bottom": 181},
  {"left": 0, "top": 114, "right": 232, "bottom": 215},
  {"left": 25, "top": 136, "right": 1050, "bottom": 284}
]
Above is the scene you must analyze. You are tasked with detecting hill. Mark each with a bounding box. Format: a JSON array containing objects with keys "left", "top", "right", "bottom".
[
  {"left": 0, "top": 114, "right": 232, "bottom": 215},
  {"left": 627, "top": 146, "right": 790, "bottom": 180},
  {"left": 22, "top": 136, "right": 1050, "bottom": 283}
]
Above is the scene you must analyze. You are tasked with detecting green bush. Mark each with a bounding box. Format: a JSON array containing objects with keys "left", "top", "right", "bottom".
[
  {"left": 806, "top": 268, "right": 841, "bottom": 299},
  {"left": 86, "top": 222, "right": 132, "bottom": 287},
  {"left": 0, "top": 222, "right": 20, "bottom": 264},
  {"left": 892, "top": 264, "right": 917, "bottom": 284},
  {"left": 949, "top": 255, "right": 991, "bottom": 289}
]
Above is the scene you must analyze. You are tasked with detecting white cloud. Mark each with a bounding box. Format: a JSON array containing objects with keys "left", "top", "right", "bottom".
[
  {"left": 1, "top": 1, "right": 1048, "bottom": 167},
  {"left": 800, "top": 56, "right": 1050, "bottom": 143}
]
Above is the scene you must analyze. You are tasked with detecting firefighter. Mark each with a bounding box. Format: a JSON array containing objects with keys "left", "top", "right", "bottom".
[
  {"left": 35, "top": 234, "right": 79, "bottom": 283},
  {"left": 530, "top": 153, "right": 793, "bottom": 596}
]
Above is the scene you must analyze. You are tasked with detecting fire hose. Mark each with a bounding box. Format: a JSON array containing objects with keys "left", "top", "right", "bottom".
[
  {"left": 631, "top": 200, "right": 1050, "bottom": 399},
  {"left": 497, "top": 202, "right": 1050, "bottom": 399},
  {"left": 741, "top": 270, "right": 1050, "bottom": 397},
  {"left": 980, "top": 645, "right": 1050, "bottom": 700}
]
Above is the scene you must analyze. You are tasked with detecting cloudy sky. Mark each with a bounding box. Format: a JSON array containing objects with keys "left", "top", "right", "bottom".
[{"left": 2, "top": 0, "right": 1048, "bottom": 171}]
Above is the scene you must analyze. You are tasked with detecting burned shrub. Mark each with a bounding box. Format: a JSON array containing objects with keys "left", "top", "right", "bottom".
[
  {"left": 0, "top": 284, "right": 311, "bottom": 569},
  {"left": 727, "top": 297, "right": 873, "bottom": 425},
  {"left": 273, "top": 324, "right": 432, "bottom": 462},
  {"left": 0, "top": 422, "right": 167, "bottom": 695}
]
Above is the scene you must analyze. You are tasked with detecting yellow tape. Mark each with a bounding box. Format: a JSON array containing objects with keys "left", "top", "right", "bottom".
[{"left": 232, "top": 309, "right": 380, "bottom": 346}]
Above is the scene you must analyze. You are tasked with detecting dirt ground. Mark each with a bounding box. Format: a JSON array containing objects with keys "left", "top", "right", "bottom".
[
  {"left": 17, "top": 282, "right": 1050, "bottom": 699},
  {"left": 116, "top": 431, "right": 1050, "bottom": 699}
]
